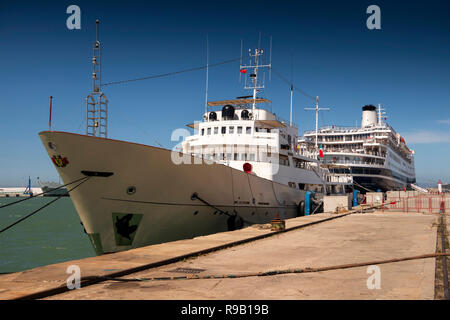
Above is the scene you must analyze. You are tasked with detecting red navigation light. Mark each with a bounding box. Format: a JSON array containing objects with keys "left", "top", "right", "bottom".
[{"left": 243, "top": 162, "right": 252, "bottom": 174}]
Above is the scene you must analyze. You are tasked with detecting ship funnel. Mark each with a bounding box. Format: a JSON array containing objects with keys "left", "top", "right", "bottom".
[{"left": 361, "top": 105, "right": 377, "bottom": 128}]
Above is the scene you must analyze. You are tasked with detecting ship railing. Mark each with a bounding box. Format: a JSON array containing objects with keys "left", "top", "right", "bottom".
[
  {"left": 206, "top": 103, "right": 298, "bottom": 128},
  {"left": 325, "top": 174, "right": 353, "bottom": 184},
  {"left": 323, "top": 149, "right": 386, "bottom": 157},
  {"left": 275, "top": 115, "right": 298, "bottom": 128},
  {"left": 304, "top": 123, "right": 393, "bottom": 135},
  {"left": 253, "top": 131, "right": 278, "bottom": 139},
  {"left": 325, "top": 160, "right": 385, "bottom": 166}
]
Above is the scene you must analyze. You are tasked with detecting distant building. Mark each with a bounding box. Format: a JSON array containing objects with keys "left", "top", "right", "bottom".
[{"left": 0, "top": 187, "right": 42, "bottom": 197}]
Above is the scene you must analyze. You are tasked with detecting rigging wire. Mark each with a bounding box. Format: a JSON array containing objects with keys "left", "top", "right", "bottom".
[
  {"left": 260, "top": 57, "right": 316, "bottom": 101},
  {"left": 99, "top": 55, "right": 317, "bottom": 107},
  {"left": 101, "top": 57, "right": 242, "bottom": 87},
  {"left": 319, "top": 110, "right": 326, "bottom": 130}
]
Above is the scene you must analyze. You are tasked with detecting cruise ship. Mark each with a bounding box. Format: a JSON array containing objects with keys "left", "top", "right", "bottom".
[
  {"left": 298, "top": 104, "right": 416, "bottom": 193},
  {"left": 38, "top": 23, "right": 351, "bottom": 254}
]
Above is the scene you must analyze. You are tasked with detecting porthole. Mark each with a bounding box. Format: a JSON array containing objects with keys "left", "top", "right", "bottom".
[
  {"left": 126, "top": 186, "right": 136, "bottom": 195},
  {"left": 194, "top": 211, "right": 199, "bottom": 215}
]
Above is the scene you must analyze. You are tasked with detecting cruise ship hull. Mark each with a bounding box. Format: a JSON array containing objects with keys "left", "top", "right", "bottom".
[
  {"left": 39, "top": 131, "right": 308, "bottom": 254},
  {"left": 353, "top": 174, "right": 407, "bottom": 193},
  {"left": 350, "top": 166, "right": 415, "bottom": 192}
]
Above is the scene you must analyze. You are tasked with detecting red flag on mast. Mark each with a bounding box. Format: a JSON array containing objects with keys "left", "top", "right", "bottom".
[{"left": 240, "top": 69, "right": 247, "bottom": 74}]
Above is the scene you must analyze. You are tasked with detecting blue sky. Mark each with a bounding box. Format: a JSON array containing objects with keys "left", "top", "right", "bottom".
[{"left": 0, "top": 0, "right": 449, "bottom": 186}]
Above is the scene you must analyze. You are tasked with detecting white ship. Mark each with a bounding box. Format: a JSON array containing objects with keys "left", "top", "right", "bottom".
[
  {"left": 38, "top": 23, "right": 351, "bottom": 254},
  {"left": 298, "top": 104, "right": 416, "bottom": 193}
]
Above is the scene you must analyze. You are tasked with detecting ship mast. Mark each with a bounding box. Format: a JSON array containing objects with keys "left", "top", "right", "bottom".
[
  {"left": 240, "top": 48, "right": 271, "bottom": 111},
  {"left": 305, "top": 96, "right": 330, "bottom": 151},
  {"left": 86, "top": 20, "right": 109, "bottom": 138},
  {"left": 377, "top": 103, "right": 386, "bottom": 126}
]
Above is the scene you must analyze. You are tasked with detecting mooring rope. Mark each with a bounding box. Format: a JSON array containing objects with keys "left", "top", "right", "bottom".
[
  {"left": 97, "top": 252, "right": 450, "bottom": 282},
  {"left": 0, "top": 176, "right": 89, "bottom": 210},
  {"left": 0, "top": 177, "right": 90, "bottom": 234},
  {"left": 353, "top": 180, "right": 376, "bottom": 193},
  {"left": 190, "top": 192, "right": 231, "bottom": 217}
]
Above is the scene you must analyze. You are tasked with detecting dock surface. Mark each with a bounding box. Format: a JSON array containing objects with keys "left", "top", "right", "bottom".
[{"left": 0, "top": 211, "right": 446, "bottom": 300}]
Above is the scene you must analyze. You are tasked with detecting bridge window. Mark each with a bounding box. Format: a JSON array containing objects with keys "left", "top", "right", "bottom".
[
  {"left": 221, "top": 127, "right": 226, "bottom": 134},
  {"left": 201, "top": 128, "right": 204, "bottom": 136},
  {"left": 214, "top": 127, "right": 218, "bottom": 134},
  {"left": 246, "top": 127, "right": 251, "bottom": 134},
  {"left": 229, "top": 126, "right": 234, "bottom": 134},
  {"left": 207, "top": 128, "right": 211, "bottom": 135},
  {"left": 237, "top": 126, "right": 243, "bottom": 134}
]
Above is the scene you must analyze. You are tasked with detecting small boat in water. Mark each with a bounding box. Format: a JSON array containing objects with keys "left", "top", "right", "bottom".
[{"left": 37, "top": 179, "right": 69, "bottom": 197}]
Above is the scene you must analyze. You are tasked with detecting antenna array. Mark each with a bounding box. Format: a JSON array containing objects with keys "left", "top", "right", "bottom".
[{"left": 240, "top": 46, "right": 271, "bottom": 111}]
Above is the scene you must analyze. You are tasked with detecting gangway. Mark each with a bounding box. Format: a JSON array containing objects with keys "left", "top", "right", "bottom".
[{"left": 410, "top": 184, "right": 429, "bottom": 193}]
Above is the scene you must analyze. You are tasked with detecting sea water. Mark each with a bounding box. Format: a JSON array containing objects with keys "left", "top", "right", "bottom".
[{"left": 0, "top": 197, "right": 95, "bottom": 273}]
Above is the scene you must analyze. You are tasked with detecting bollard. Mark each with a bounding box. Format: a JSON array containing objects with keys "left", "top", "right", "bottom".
[{"left": 270, "top": 212, "right": 285, "bottom": 231}]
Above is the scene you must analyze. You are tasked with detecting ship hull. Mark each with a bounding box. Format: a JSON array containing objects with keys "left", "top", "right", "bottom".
[
  {"left": 39, "top": 131, "right": 307, "bottom": 254},
  {"left": 353, "top": 174, "right": 409, "bottom": 193}
]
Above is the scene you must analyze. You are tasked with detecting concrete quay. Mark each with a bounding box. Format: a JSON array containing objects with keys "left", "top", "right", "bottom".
[{"left": 0, "top": 210, "right": 447, "bottom": 300}]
